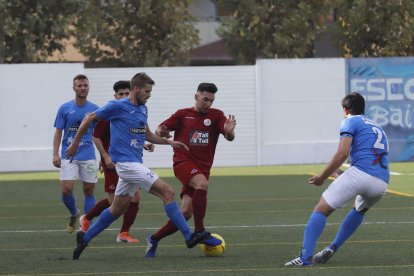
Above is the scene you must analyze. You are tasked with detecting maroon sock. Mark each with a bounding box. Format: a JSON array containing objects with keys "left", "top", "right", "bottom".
[
  {"left": 152, "top": 220, "right": 180, "bottom": 241},
  {"left": 120, "top": 202, "right": 139, "bottom": 232},
  {"left": 85, "top": 199, "right": 110, "bottom": 220},
  {"left": 192, "top": 189, "right": 207, "bottom": 232}
]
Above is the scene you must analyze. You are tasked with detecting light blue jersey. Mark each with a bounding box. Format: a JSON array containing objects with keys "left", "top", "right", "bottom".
[
  {"left": 95, "top": 98, "right": 147, "bottom": 163},
  {"left": 340, "top": 115, "right": 389, "bottom": 183},
  {"left": 54, "top": 100, "right": 98, "bottom": 161}
]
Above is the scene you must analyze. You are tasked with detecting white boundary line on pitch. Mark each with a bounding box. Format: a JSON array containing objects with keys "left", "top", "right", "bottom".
[{"left": 1, "top": 220, "right": 414, "bottom": 234}]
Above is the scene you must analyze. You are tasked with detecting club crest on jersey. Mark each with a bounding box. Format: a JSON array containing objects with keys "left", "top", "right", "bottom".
[
  {"left": 204, "top": 119, "right": 211, "bottom": 126},
  {"left": 191, "top": 169, "right": 198, "bottom": 174},
  {"left": 189, "top": 130, "right": 209, "bottom": 146}
]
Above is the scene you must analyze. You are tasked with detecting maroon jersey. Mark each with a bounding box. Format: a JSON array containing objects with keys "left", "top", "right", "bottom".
[
  {"left": 160, "top": 107, "right": 226, "bottom": 172},
  {"left": 93, "top": 120, "right": 111, "bottom": 171}
]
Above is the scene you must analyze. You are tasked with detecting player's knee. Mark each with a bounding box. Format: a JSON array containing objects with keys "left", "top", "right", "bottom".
[
  {"left": 83, "top": 186, "right": 95, "bottom": 196},
  {"left": 192, "top": 180, "right": 208, "bottom": 190},
  {"left": 164, "top": 189, "right": 176, "bottom": 202}
]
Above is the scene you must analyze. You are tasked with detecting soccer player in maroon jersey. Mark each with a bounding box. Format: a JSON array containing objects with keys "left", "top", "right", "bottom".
[
  {"left": 145, "top": 82, "right": 237, "bottom": 257},
  {"left": 79, "top": 80, "right": 154, "bottom": 243}
]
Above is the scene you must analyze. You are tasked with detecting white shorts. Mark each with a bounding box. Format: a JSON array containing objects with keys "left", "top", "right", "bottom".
[
  {"left": 115, "top": 162, "right": 159, "bottom": 197},
  {"left": 60, "top": 159, "right": 98, "bottom": 183},
  {"left": 322, "top": 166, "right": 387, "bottom": 211}
]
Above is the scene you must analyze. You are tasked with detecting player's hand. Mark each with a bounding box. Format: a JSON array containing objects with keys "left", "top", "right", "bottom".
[
  {"left": 144, "top": 143, "right": 155, "bottom": 152},
  {"left": 156, "top": 125, "right": 172, "bottom": 138},
  {"left": 65, "top": 143, "right": 79, "bottom": 162},
  {"left": 170, "top": 140, "right": 189, "bottom": 151},
  {"left": 224, "top": 114, "right": 236, "bottom": 133},
  {"left": 52, "top": 153, "right": 61, "bottom": 168},
  {"left": 103, "top": 155, "right": 115, "bottom": 170},
  {"left": 98, "top": 161, "right": 103, "bottom": 173},
  {"left": 308, "top": 175, "right": 325, "bottom": 186},
  {"left": 330, "top": 169, "right": 344, "bottom": 179}
]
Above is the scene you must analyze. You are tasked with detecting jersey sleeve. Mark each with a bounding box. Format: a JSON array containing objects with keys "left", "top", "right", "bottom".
[
  {"left": 216, "top": 110, "right": 227, "bottom": 135},
  {"left": 160, "top": 110, "right": 182, "bottom": 131},
  {"left": 95, "top": 100, "right": 118, "bottom": 121},
  {"left": 53, "top": 105, "right": 66, "bottom": 129},
  {"left": 339, "top": 118, "right": 356, "bottom": 139},
  {"left": 93, "top": 120, "right": 107, "bottom": 138}
]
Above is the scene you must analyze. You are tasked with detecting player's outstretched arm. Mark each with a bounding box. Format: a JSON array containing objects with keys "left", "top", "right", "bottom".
[
  {"left": 66, "top": 112, "right": 98, "bottom": 160},
  {"left": 308, "top": 137, "right": 352, "bottom": 186},
  {"left": 146, "top": 125, "right": 188, "bottom": 150},
  {"left": 224, "top": 114, "right": 236, "bottom": 141}
]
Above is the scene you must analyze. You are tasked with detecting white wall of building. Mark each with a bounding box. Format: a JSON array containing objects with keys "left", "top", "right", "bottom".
[
  {"left": 0, "top": 63, "right": 84, "bottom": 172},
  {"left": 0, "top": 59, "right": 346, "bottom": 172},
  {"left": 257, "top": 59, "right": 346, "bottom": 164}
]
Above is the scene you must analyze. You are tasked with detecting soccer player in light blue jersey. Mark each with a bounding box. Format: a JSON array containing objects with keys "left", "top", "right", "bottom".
[
  {"left": 285, "top": 92, "right": 389, "bottom": 266},
  {"left": 53, "top": 74, "right": 99, "bottom": 234},
  {"left": 66, "top": 72, "right": 212, "bottom": 260}
]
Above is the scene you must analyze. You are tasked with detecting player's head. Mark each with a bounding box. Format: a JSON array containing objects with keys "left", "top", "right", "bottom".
[
  {"left": 73, "top": 74, "right": 89, "bottom": 99},
  {"left": 130, "top": 72, "right": 155, "bottom": 105},
  {"left": 113, "top": 80, "right": 130, "bottom": 100},
  {"left": 342, "top": 92, "right": 365, "bottom": 116},
  {"left": 195, "top": 83, "right": 218, "bottom": 114}
]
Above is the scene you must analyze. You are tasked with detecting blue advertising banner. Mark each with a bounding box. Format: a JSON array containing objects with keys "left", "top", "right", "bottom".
[{"left": 348, "top": 57, "right": 414, "bottom": 162}]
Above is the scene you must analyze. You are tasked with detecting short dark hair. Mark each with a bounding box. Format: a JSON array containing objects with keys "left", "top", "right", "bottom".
[
  {"left": 113, "top": 80, "right": 131, "bottom": 92},
  {"left": 73, "top": 74, "right": 88, "bottom": 85},
  {"left": 131, "top": 72, "right": 155, "bottom": 88},
  {"left": 197, "top": 83, "right": 218, "bottom": 93},
  {"left": 342, "top": 92, "right": 365, "bottom": 115}
]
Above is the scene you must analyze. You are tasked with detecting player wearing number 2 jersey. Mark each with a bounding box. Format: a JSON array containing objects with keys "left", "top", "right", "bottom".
[{"left": 285, "top": 92, "right": 389, "bottom": 267}]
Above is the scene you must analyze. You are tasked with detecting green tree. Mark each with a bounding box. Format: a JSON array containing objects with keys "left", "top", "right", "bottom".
[
  {"left": 74, "top": 0, "right": 199, "bottom": 67},
  {"left": 0, "top": 0, "right": 79, "bottom": 63},
  {"left": 217, "top": 0, "right": 332, "bottom": 64},
  {"left": 334, "top": 0, "right": 414, "bottom": 57}
]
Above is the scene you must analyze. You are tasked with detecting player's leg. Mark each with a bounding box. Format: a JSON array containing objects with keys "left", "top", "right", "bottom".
[
  {"left": 285, "top": 197, "right": 333, "bottom": 266},
  {"left": 117, "top": 189, "right": 140, "bottom": 243},
  {"left": 188, "top": 174, "right": 209, "bottom": 233},
  {"left": 315, "top": 169, "right": 387, "bottom": 263},
  {"left": 286, "top": 170, "right": 363, "bottom": 267},
  {"left": 73, "top": 177, "right": 132, "bottom": 260},
  {"left": 79, "top": 160, "right": 98, "bottom": 214},
  {"left": 60, "top": 160, "right": 80, "bottom": 233},
  {"left": 146, "top": 194, "right": 193, "bottom": 257},
  {"left": 80, "top": 170, "right": 116, "bottom": 232}
]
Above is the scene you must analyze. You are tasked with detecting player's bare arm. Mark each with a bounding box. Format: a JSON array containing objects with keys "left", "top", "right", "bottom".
[
  {"left": 308, "top": 136, "right": 352, "bottom": 186},
  {"left": 224, "top": 114, "right": 236, "bottom": 141},
  {"left": 146, "top": 125, "right": 189, "bottom": 150},
  {"left": 93, "top": 136, "right": 115, "bottom": 170},
  {"left": 66, "top": 112, "right": 98, "bottom": 160},
  {"left": 52, "top": 128, "right": 63, "bottom": 168},
  {"left": 155, "top": 124, "right": 172, "bottom": 138}
]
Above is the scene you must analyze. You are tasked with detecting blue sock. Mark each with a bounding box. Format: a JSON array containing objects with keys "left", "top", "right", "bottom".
[
  {"left": 84, "top": 208, "right": 118, "bottom": 243},
  {"left": 331, "top": 208, "right": 364, "bottom": 251},
  {"left": 301, "top": 211, "right": 327, "bottom": 260},
  {"left": 62, "top": 193, "right": 77, "bottom": 216},
  {"left": 164, "top": 202, "right": 192, "bottom": 241},
  {"left": 84, "top": 195, "right": 96, "bottom": 213}
]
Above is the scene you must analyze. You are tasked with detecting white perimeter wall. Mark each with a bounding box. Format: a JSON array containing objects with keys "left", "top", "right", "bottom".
[
  {"left": 257, "top": 59, "right": 346, "bottom": 164},
  {"left": 0, "top": 59, "right": 346, "bottom": 172}
]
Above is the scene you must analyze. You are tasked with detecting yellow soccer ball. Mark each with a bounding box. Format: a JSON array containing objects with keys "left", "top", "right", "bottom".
[{"left": 200, "top": 233, "right": 226, "bottom": 257}]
